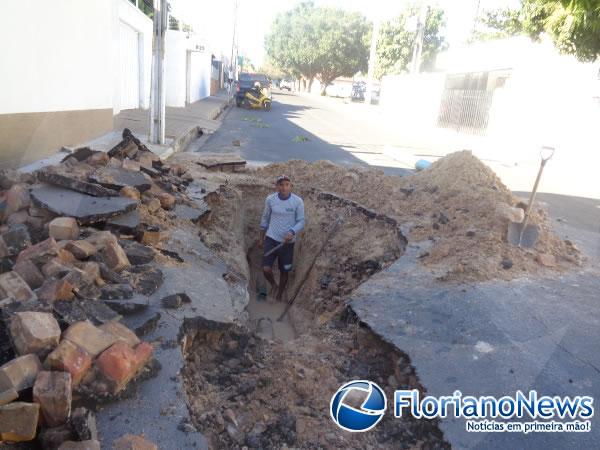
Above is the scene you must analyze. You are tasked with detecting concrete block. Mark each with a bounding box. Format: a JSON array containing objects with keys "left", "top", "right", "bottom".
[
  {"left": 63, "top": 321, "right": 118, "bottom": 358},
  {"left": 44, "top": 340, "right": 92, "bottom": 386},
  {"left": 65, "top": 240, "right": 97, "bottom": 260},
  {"left": 16, "top": 237, "right": 59, "bottom": 265},
  {"left": 13, "top": 259, "right": 45, "bottom": 289},
  {"left": 0, "top": 271, "right": 36, "bottom": 302},
  {"left": 0, "top": 354, "right": 42, "bottom": 391},
  {"left": 99, "top": 321, "right": 140, "bottom": 348},
  {"left": 100, "top": 241, "right": 130, "bottom": 272},
  {"left": 0, "top": 401, "right": 40, "bottom": 442},
  {"left": 10, "top": 311, "right": 61, "bottom": 356},
  {"left": 97, "top": 342, "right": 153, "bottom": 393},
  {"left": 49, "top": 217, "right": 80, "bottom": 241},
  {"left": 33, "top": 371, "right": 72, "bottom": 427}
]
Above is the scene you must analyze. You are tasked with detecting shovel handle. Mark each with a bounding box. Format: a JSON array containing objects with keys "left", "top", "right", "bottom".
[{"left": 519, "top": 147, "right": 555, "bottom": 245}]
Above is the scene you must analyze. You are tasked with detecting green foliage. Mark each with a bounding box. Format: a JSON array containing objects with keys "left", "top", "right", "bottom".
[
  {"left": 522, "top": 0, "right": 600, "bottom": 61},
  {"left": 471, "top": 7, "right": 524, "bottom": 41},
  {"left": 375, "top": 6, "right": 446, "bottom": 79},
  {"left": 265, "top": 2, "right": 369, "bottom": 90},
  {"left": 169, "top": 15, "right": 180, "bottom": 31},
  {"left": 471, "top": 1, "right": 600, "bottom": 61}
]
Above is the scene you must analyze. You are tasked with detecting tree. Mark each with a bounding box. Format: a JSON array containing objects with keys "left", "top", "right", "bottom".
[
  {"left": 521, "top": 0, "right": 600, "bottom": 61},
  {"left": 265, "top": 2, "right": 369, "bottom": 94},
  {"left": 375, "top": 5, "right": 446, "bottom": 79},
  {"left": 471, "top": 7, "right": 524, "bottom": 41},
  {"left": 470, "top": 1, "right": 600, "bottom": 62}
]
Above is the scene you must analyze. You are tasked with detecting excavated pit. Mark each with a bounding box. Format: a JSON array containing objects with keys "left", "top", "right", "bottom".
[{"left": 181, "top": 182, "right": 450, "bottom": 449}]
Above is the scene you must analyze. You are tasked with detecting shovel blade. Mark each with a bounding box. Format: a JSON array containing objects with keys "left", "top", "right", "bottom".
[{"left": 507, "top": 222, "right": 540, "bottom": 248}]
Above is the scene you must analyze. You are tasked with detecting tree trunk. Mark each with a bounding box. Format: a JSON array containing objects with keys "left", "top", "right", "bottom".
[
  {"left": 308, "top": 77, "right": 314, "bottom": 93},
  {"left": 301, "top": 78, "right": 307, "bottom": 91}
]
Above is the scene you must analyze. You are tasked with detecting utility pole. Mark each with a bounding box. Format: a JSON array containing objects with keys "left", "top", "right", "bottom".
[
  {"left": 410, "top": 3, "right": 428, "bottom": 75},
  {"left": 229, "top": 0, "right": 239, "bottom": 99},
  {"left": 365, "top": 18, "right": 380, "bottom": 105},
  {"left": 149, "top": 0, "right": 167, "bottom": 144}
]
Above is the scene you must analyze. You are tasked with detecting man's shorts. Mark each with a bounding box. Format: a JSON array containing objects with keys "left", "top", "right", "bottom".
[{"left": 262, "top": 236, "right": 295, "bottom": 272}]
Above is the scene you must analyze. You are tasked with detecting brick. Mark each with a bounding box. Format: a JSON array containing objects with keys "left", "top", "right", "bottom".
[
  {"left": 6, "top": 184, "right": 31, "bottom": 215},
  {"left": 59, "top": 440, "right": 101, "bottom": 450},
  {"left": 100, "top": 241, "right": 130, "bottom": 272},
  {"left": 13, "top": 259, "right": 45, "bottom": 289},
  {"left": 113, "top": 434, "right": 158, "bottom": 450},
  {"left": 33, "top": 371, "right": 72, "bottom": 427},
  {"left": 85, "top": 231, "right": 117, "bottom": 251},
  {"left": 0, "top": 354, "right": 42, "bottom": 392},
  {"left": 36, "top": 278, "right": 75, "bottom": 302},
  {"left": 0, "top": 271, "right": 36, "bottom": 302},
  {"left": 122, "top": 159, "right": 140, "bottom": 171},
  {"left": 42, "top": 258, "right": 74, "bottom": 278},
  {"left": 0, "top": 401, "right": 40, "bottom": 442},
  {"left": 119, "top": 186, "right": 141, "bottom": 201},
  {"left": 97, "top": 342, "right": 153, "bottom": 393},
  {"left": 16, "top": 237, "right": 59, "bottom": 265},
  {"left": 58, "top": 248, "right": 77, "bottom": 264},
  {"left": 10, "top": 311, "right": 61, "bottom": 357},
  {"left": 0, "top": 387, "right": 18, "bottom": 406},
  {"left": 0, "top": 224, "right": 31, "bottom": 257},
  {"left": 44, "top": 340, "right": 92, "bottom": 386},
  {"left": 100, "top": 321, "right": 140, "bottom": 348},
  {"left": 140, "top": 230, "right": 164, "bottom": 246},
  {"left": 157, "top": 192, "right": 175, "bottom": 210},
  {"left": 63, "top": 321, "right": 118, "bottom": 358},
  {"left": 144, "top": 198, "right": 161, "bottom": 213},
  {"left": 49, "top": 217, "right": 80, "bottom": 241},
  {"left": 65, "top": 240, "right": 97, "bottom": 260}
]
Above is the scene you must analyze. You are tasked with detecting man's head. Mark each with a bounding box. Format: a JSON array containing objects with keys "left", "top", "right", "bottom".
[{"left": 276, "top": 175, "right": 292, "bottom": 197}]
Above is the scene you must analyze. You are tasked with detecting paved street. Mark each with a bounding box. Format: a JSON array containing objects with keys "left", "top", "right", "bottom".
[{"left": 193, "top": 90, "right": 413, "bottom": 176}]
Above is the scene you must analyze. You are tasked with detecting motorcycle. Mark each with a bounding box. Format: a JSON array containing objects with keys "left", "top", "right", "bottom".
[{"left": 241, "top": 83, "right": 272, "bottom": 111}]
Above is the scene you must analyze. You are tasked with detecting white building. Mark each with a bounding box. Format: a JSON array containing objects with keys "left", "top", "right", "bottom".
[{"left": 0, "top": 0, "right": 218, "bottom": 168}]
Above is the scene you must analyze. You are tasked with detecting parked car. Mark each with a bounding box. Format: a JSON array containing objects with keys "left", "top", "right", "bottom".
[
  {"left": 236, "top": 73, "right": 272, "bottom": 106},
  {"left": 280, "top": 78, "right": 295, "bottom": 91}
]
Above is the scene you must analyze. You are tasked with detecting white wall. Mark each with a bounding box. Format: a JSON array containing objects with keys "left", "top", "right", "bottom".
[
  {"left": 112, "top": 0, "right": 153, "bottom": 113},
  {"left": 0, "top": 0, "right": 152, "bottom": 116},
  {"left": 165, "top": 31, "right": 212, "bottom": 107},
  {"left": 0, "top": 0, "right": 114, "bottom": 114},
  {"left": 187, "top": 51, "right": 212, "bottom": 103}
]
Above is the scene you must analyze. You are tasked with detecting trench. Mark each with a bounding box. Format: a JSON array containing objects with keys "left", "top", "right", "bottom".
[{"left": 182, "top": 183, "right": 450, "bottom": 449}]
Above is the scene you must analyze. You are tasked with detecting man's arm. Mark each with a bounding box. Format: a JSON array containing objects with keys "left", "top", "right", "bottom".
[{"left": 289, "top": 198, "right": 305, "bottom": 236}]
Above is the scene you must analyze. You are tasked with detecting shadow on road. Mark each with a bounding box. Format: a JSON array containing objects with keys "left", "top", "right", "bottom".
[{"left": 199, "top": 98, "right": 412, "bottom": 177}]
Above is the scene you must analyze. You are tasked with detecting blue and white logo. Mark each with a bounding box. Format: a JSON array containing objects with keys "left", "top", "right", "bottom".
[{"left": 330, "top": 380, "right": 387, "bottom": 432}]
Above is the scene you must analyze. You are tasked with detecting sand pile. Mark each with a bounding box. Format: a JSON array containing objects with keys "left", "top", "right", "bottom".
[{"left": 253, "top": 151, "right": 582, "bottom": 282}]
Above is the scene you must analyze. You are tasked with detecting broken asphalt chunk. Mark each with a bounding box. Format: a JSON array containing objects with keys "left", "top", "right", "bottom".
[
  {"left": 0, "top": 224, "right": 31, "bottom": 257},
  {"left": 99, "top": 284, "right": 133, "bottom": 300},
  {"left": 119, "top": 240, "right": 154, "bottom": 265},
  {"left": 89, "top": 168, "right": 151, "bottom": 193},
  {"left": 103, "top": 298, "right": 148, "bottom": 315},
  {"left": 126, "top": 265, "right": 163, "bottom": 296},
  {"left": 37, "top": 170, "right": 117, "bottom": 197},
  {"left": 105, "top": 210, "right": 141, "bottom": 235},
  {"left": 30, "top": 185, "right": 138, "bottom": 224}
]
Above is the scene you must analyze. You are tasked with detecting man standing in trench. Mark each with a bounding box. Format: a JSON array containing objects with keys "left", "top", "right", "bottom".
[{"left": 259, "top": 175, "right": 305, "bottom": 301}]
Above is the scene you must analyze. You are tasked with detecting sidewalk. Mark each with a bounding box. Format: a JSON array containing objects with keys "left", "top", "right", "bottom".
[{"left": 20, "top": 93, "right": 231, "bottom": 173}]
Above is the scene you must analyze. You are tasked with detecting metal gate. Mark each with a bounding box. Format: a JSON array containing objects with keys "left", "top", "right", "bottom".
[
  {"left": 119, "top": 21, "right": 140, "bottom": 110},
  {"left": 437, "top": 89, "right": 494, "bottom": 135}
]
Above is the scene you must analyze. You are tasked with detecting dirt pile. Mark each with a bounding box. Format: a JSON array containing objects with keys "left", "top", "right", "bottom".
[{"left": 253, "top": 151, "right": 582, "bottom": 282}]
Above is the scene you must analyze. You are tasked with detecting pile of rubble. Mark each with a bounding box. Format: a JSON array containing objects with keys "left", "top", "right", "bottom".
[{"left": 0, "top": 129, "right": 211, "bottom": 448}]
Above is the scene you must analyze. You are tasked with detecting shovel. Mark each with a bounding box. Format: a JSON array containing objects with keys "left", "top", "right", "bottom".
[{"left": 508, "top": 146, "right": 555, "bottom": 247}]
